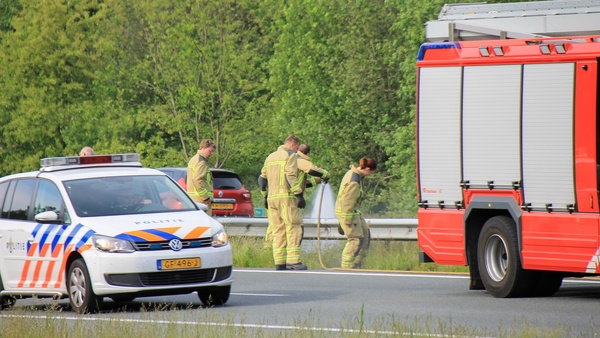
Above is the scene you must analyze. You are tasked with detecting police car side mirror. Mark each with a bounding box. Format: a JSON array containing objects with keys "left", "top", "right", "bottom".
[
  {"left": 196, "top": 203, "right": 208, "bottom": 212},
  {"left": 34, "top": 211, "right": 62, "bottom": 224}
]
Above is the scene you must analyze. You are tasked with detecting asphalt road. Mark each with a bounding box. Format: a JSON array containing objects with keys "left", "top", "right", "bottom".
[{"left": 7, "top": 268, "right": 600, "bottom": 336}]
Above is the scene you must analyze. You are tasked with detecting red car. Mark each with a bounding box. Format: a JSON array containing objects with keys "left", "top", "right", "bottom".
[{"left": 156, "top": 168, "right": 254, "bottom": 217}]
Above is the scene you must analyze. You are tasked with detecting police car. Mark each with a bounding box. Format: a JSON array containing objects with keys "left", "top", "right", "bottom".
[{"left": 0, "top": 154, "right": 232, "bottom": 313}]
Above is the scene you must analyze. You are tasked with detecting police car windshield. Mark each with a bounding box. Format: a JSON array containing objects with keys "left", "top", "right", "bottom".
[{"left": 63, "top": 175, "right": 197, "bottom": 217}]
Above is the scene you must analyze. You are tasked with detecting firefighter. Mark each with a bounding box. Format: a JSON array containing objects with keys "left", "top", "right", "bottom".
[
  {"left": 335, "top": 157, "right": 377, "bottom": 269},
  {"left": 297, "top": 144, "right": 331, "bottom": 190},
  {"left": 263, "top": 143, "right": 331, "bottom": 249},
  {"left": 258, "top": 134, "right": 307, "bottom": 270},
  {"left": 187, "top": 139, "right": 216, "bottom": 216}
]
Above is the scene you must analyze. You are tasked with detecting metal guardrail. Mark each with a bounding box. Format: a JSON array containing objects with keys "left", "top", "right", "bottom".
[{"left": 214, "top": 217, "right": 418, "bottom": 241}]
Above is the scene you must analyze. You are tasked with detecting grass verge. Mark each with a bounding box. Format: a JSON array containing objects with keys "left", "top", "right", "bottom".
[
  {"left": 231, "top": 236, "right": 469, "bottom": 273},
  {"left": 0, "top": 307, "right": 582, "bottom": 338}
]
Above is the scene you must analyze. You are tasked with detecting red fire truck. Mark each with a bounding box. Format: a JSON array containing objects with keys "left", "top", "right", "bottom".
[{"left": 416, "top": 1, "right": 600, "bottom": 297}]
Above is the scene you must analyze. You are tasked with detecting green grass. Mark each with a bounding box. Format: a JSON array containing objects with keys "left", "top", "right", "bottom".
[
  {"left": 0, "top": 306, "right": 584, "bottom": 337},
  {"left": 231, "top": 236, "right": 469, "bottom": 273}
]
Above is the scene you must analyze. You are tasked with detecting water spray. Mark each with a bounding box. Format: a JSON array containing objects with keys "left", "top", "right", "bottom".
[
  {"left": 315, "top": 182, "right": 346, "bottom": 270},
  {"left": 316, "top": 181, "right": 328, "bottom": 269}
]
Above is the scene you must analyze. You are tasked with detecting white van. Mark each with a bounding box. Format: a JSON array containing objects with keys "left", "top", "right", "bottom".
[{"left": 0, "top": 154, "right": 232, "bottom": 313}]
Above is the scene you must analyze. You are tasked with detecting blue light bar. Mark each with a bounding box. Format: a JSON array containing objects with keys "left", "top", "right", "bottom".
[{"left": 417, "top": 42, "right": 461, "bottom": 61}]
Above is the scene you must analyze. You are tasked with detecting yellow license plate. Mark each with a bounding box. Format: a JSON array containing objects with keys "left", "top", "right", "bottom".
[
  {"left": 213, "top": 203, "right": 234, "bottom": 210},
  {"left": 157, "top": 257, "right": 201, "bottom": 270}
]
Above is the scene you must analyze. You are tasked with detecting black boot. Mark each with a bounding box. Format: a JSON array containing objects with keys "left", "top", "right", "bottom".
[{"left": 287, "top": 262, "right": 308, "bottom": 270}]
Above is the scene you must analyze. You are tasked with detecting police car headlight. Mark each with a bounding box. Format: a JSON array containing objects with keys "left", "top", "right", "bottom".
[
  {"left": 93, "top": 235, "right": 135, "bottom": 253},
  {"left": 211, "top": 229, "right": 229, "bottom": 248}
]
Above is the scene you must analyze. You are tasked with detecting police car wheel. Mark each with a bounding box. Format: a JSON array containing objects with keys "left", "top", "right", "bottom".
[
  {"left": 67, "top": 259, "right": 101, "bottom": 314},
  {"left": 110, "top": 296, "right": 136, "bottom": 303},
  {"left": 0, "top": 277, "right": 15, "bottom": 310},
  {"left": 198, "top": 285, "right": 230, "bottom": 306}
]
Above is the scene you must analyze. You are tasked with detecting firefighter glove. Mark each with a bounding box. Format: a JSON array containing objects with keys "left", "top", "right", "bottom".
[
  {"left": 295, "top": 194, "right": 306, "bottom": 209},
  {"left": 264, "top": 196, "right": 269, "bottom": 209}
]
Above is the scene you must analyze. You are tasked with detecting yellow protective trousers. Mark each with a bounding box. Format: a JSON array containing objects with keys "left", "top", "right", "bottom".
[
  {"left": 263, "top": 219, "right": 274, "bottom": 249},
  {"left": 338, "top": 215, "right": 370, "bottom": 268},
  {"left": 268, "top": 196, "right": 303, "bottom": 265}
]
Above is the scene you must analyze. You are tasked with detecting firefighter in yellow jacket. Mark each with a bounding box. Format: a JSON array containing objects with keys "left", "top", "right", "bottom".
[
  {"left": 258, "top": 135, "right": 307, "bottom": 270},
  {"left": 335, "top": 157, "right": 377, "bottom": 269},
  {"left": 297, "top": 144, "right": 331, "bottom": 190},
  {"left": 263, "top": 143, "right": 331, "bottom": 249},
  {"left": 187, "top": 139, "right": 216, "bottom": 215}
]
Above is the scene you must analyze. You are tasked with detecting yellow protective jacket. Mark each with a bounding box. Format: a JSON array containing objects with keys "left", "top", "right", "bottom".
[
  {"left": 335, "top": 165, "right": 364, "bottom": 226},
  {"left": 296, "top": 152, "right": 330, "bottom": 190},
  {"left": 260, "top": 145, "right": 303, "bottom": 199},
  {"left": 187, "top": 151, "right": 213, "bottom": 203}
]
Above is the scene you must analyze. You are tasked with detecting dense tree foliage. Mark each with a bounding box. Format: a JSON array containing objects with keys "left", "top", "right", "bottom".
[{"left": 0, "top": 0, "right": 521, "bottom": 217}]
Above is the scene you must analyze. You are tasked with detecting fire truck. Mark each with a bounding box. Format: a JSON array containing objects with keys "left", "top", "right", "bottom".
[{"left": 416, "top": 1, "right": 600, "bottom": 297}]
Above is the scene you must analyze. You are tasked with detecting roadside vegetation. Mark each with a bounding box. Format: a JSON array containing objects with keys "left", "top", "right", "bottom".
[
  {"left": 231, "top": 236, "right": 469, "bottom": 273},
  {"left": 0, "top": 0, "right": 524, "bottom": 219},
  {"left": 0, "top": 305, "right": 583, "bottom": 338}
]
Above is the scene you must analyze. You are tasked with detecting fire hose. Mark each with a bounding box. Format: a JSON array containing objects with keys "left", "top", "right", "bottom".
[{"left": 316, "top": 181, "right": 345, "bottom": 270}]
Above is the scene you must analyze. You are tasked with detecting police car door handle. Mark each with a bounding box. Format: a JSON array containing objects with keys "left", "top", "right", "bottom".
[{"left": 28, "top": 236, "right": 35, "bottom": 242}]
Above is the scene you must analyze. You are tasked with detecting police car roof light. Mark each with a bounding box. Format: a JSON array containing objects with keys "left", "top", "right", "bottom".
[
  {"left": 112, "top": 153, "right": 140, "bottom": 163},
  {"left": 79, "top": 155, "right": 113, "bottom": 165},
  {"left": 41, "top": 153, "right": 141, "bottom": 168}
]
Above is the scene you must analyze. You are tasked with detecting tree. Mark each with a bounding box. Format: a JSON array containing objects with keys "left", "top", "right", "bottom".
[
  {"left": 0, "top": 0, "right": 105, "bottom": 175},
  {"left": 0, "top": 0, "right": 21, "bottom": 35},
  {"left": 267, "top": 0, "right": 417, "bottom": 216},
  {"left": 95, "top": 0, "right": 272, "bottom": 173}
]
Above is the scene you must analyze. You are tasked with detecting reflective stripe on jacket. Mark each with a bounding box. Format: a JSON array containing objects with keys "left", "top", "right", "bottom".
[
  {"left": 296, "top": 152, "right": 330, "bottom": 190},
  {"left": 335, "top": 165, "right": 364, "bottom": 225},
  {"left": 260, "top": 145, "right": 302, "bottom": 198},
  {"left": 187, "top": 151, "right": 213, "bottom": 202}
]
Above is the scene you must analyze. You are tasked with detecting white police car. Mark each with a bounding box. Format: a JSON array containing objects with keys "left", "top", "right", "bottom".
[{"left": 0, "top": 154, "right": 232, "bottom": 313}]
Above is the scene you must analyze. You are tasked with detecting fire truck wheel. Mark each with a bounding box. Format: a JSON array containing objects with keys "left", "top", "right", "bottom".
[
  {"left": 530, "top": 271, "right": 563, "bottom": 297},
  {"left": 67, "top": 259, "right": 102, "bottom": 314},
  {"left": 477, "top": 216, "right": 533, "bottom": 298},
  {"left": 0, "top": 276, "right": 15, "bottom": 310},
  {"left": 198, "top": 285, "right": 230, "bottom": 306}
]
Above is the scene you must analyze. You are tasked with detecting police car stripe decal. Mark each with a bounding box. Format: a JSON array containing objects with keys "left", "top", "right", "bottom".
[
  {"left": 184, "top": 226, "right": 211, "bottom": 239},
  {"left": 54, "top": 244, "right": 76, "bottom": 288},
  {"left": 31, "top": 223, "right": 43, "bottom": 237},
  {"left": 116, "top": 226, "right": 212, "bottom": 242},
  {"left": 18, "top": 245, "right": 36, "bottom": 287},
  {"left": 63, "top": 223, "right": 84, "bottom": 252},
  {"left": 31, "top": 241, "right": 55, "bottom": 287},
  {"left": 28, "top": 223, "right": 43, "bottom": 252},
  {"left": 50, "top": 225, "right": 67, "bottom": 253},
  {"left": 38, "top": 224, "right": 59, "bottom": 254},
  {"left": 74, "top": 230, "right": 95, "bottom": 252},
  {"left": 117, "top": 227, "right": 176, "bottom": 241},
  {"left": 118, "top": 230, "right": 174, "bottom": 242},
  {"left": 115, "top": 233, "right": 146, "bottom": 242},
  {"left": 18, "top": 223, "right": 96, "bottom": 289},
  {"left": 140, "top": 228, "right": 180, "bottom": 240}
]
